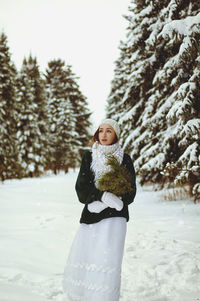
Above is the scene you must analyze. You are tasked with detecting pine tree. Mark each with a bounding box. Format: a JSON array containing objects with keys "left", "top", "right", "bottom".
[
  {"left": 16, "top": 55, "right": 48, "bottom": 177},
  {"left": 68, "top": 71, "right": 91, "bottom": 158},
  {"left": 107, "top": 40, "right": 131, "bottom": 121},
  {"left": 45, "top": 59, "right": 91, "bottom": 174},
  {"left": 0, "top": 32, "right": 22, "bottom": 181},
  {"left": 106, "top": 0, "right": 200, "bottom": 198},
  {"left": 97, "top": 156, "right": 133, "bottom": 196}
]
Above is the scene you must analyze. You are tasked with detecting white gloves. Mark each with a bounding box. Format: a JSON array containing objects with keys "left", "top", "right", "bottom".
[
  {"left": 102, "top": 191, "right": 123, "bottom": 211},
  {"left": 88, "top": 201, "right": 108, "bottom": 213},
  {"left": 88, "top": 192, "right": 123, "bottom": 213}
]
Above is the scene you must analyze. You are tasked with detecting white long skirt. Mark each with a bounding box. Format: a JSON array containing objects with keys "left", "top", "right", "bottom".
[{"left": 62, "top": 217, "right": 127, "bottom": 301}]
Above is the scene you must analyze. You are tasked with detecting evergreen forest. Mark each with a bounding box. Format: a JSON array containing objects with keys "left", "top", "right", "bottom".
[
  {"left": 1, "top": 0, "right": 200, "bottom": 202},
  {"left": 106, "top": 0, "right": 200, "bottom": 201},
  {"left": 0, "top": 32, "right": 91, "bottom": 180}
]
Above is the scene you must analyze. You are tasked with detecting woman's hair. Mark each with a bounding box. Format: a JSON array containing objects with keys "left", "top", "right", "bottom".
[{"left": 89, "top": 127, "right": 119, "bottom": 146}]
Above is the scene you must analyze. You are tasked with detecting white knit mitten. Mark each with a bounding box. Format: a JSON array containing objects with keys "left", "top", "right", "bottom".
[
  {"left": 88, "top": 201, "right": 108, "bottom": 213},
  {"left": 102, "top": 191, "right": 123, "bottom": 211}
]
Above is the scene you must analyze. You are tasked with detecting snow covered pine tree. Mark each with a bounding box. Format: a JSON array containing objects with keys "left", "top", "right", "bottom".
[
  {"left": 45, "top": 59, "right": 91, "bottom": 174},
  {"left": 16, "top": 55, "right": 48, "bottom": 177},
  {"left": 106, "top": 0, "right": 200, "bottom": 201},
  {"left": 0, "top": 32, "right": 23, "bottom": 181}
]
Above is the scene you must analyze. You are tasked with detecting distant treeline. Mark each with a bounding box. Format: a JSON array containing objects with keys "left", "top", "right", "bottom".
[{"left": 0, "top": 32, "right": 91, "bottom": 181}]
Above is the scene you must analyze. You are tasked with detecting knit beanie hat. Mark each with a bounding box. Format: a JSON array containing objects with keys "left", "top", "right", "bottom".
[{"left": 99, "top": 118, "right": 120, "bottom": 138}]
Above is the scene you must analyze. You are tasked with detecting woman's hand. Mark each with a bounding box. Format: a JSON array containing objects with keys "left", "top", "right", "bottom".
[
  {"left": 88, "top": 201, "right": 108, "bottom": 213},
  {"left": 102, "top": 191, "right": 123, "bottom": 211}
]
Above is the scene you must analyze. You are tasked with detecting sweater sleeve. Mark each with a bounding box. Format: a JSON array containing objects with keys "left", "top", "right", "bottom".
[
  {"left": 75, "top": 151, "right": 104, "bottom": 204},
  {"left": 122, "top": 154, "right": 137, "bottom": 205}
]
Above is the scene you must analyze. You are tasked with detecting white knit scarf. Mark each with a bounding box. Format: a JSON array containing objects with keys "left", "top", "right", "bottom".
[{"left": 91, "top": 141, "right": 124, "bottom": 186}]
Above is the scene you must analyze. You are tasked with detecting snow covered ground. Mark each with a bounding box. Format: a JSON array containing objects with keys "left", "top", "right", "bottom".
[{"left": 0, "top": 170, "right": 200, "bottom": 301}]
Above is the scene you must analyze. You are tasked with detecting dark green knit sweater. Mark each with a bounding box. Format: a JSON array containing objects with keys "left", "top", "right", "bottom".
[{"left": 75, "top": 150, "right": 136, "bottom": 224}]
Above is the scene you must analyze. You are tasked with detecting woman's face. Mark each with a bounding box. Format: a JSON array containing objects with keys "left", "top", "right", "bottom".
[{"left": 98, "top": 123, "right": 116, "bottom": 145}]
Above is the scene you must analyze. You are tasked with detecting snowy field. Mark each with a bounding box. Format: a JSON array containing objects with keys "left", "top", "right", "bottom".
[{"left": 0, "top": 170, "right": 200, "bottom": 301}]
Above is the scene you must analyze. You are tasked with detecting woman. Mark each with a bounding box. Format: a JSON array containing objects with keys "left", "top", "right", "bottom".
[{"left": 63, "top": 118, "right": 136, "bottom": 301}]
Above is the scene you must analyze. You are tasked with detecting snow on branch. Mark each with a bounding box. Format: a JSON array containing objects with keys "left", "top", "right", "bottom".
[
  {"left": 181, "top": 119, "right": 200, "bottom": 138},
  {"left": 177, "top": 142, "right": 199, "bottom": 168},
  {"left": 159, "top": 13, "right": 200, "bottom": 39}
]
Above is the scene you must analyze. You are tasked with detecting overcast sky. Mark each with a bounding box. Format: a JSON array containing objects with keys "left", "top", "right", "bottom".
[{"left": 1, "top": 0, "right": 130, "bottom": 130}]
